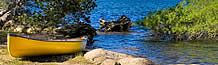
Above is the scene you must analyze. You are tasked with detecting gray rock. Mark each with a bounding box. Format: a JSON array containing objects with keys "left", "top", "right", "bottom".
[
  {"left": 118, "top": 58, "right": 153, "bottom": 65},
  {"left": 84, "top": 49, "right": 154, "bottom": 65},
  {"left": 101, "top": 59, "right": 116, "bottom": 65},
  {"left": 93, "top": 56, "right": 107, "bottom": 65},
  {"left": 84, "top": 49, "right": 107, "bottom": 61},
  {"left": 14, "top": 25, "right": 24, "bottom": 32}
]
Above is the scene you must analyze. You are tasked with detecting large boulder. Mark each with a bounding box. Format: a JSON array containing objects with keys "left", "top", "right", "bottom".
[
  {"left": 84, "top": 49, "right": 154, "bottom": 65},
  {"left": 118, "top": 58, "right": 153, "bottom": 65},
  {"left": 101, "top": 59, "right": 116, "bottom": 65}
]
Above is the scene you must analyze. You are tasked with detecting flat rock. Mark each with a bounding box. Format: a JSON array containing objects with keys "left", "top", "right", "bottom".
[
  {"left": 84, "top": 49, "right": 154, "bottom": 65},
  {"left": 118, "top": 58, "right": 153, "bottom": 65},
  {"left": 84, "top": 49, "right": 107, "bottom": 60},
  {"left": 101, "top": 59, "right": 116, "bottom": 65}
]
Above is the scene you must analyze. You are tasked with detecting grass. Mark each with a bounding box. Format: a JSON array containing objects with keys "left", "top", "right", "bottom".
[
  {"left": 138, "top": 0, "right": 218, "bottom": 40},
  {"left": 0, "top": 49, "right": 8, "bottom": 55},
  {"left": 0, "top": 31, "right": 94, "bottom": 65},
  {"left": 0, "top": 47, "right": 94, "bottom": 65},
  {"left": 0, "top": 59, "right": 33, "bottom": 65},
  {"left": 0, "top": 48, "right": 34, "bottom": 65},
  {"left": 66, "top": 56, "right": 94, "bottom": 65}
]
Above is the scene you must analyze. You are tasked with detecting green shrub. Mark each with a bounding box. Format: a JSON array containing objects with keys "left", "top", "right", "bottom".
[
  {"left": 138, "top": 0, "right": 218, "bottom": 40},
  {"left": 1, "top": 0, "right": 97, "bottom": 33}
]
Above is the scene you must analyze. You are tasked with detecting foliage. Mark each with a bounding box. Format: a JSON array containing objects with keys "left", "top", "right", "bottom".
[
  {"left": 0, "top": 0, "right": 25, "bottom": 30},
  {"left": 0, "top": 31, "right": 23, "bottom": 44},
  {"left": 1, "top": 0, "right": 97, "bottom": 33},
  {"left": 0, "top": 0, "right": 7, "bottom": 8},
  {"left": 138, "top": 0, "right": 218, "bottom": 40}
]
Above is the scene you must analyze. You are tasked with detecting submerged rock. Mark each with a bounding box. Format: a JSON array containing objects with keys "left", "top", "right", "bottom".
[{"left": 84, "top": 49, "right": 154, "bottom": 65}]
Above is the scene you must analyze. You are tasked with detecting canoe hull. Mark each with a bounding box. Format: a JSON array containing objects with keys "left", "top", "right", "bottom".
[{"left": 7, "top": 34, "right": 87, "bottom": 57}]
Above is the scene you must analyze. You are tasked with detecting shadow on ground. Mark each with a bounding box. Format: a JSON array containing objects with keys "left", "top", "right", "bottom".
[
  {"left": 20, "top": 54, "right": 76, "bottom": 62},
  {"left": 20, "top": 51, "right": 86, "bottom": 63}
]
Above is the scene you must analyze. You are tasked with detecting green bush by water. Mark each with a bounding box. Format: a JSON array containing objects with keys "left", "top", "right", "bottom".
[{"left": 138, "top": 0, "right": 218, "bottom": 40}]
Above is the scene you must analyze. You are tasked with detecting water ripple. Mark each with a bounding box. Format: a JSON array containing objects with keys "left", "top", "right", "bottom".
[{"left": 89, "top": 0, "right": 218, "bottom": 64}]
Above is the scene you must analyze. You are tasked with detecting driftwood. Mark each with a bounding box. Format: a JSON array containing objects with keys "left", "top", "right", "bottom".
[{"left": 98, "top": 15, "right": 132, "bottom": 32}]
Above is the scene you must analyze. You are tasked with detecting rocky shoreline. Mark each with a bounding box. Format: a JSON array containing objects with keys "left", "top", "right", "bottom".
[
  {"left": 84, "top": 49, "right": 154, "bottom": 65},
  {"left": 1, "top": 45, "right": 205, "bottom": 65},
  {"left": 0, "top": 44, "right": 154, "bottom": 65}
]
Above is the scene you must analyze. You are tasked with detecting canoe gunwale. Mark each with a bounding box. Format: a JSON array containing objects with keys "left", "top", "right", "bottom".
[{"left": 8, "top": 34, "right": 87, "bottom": 42}]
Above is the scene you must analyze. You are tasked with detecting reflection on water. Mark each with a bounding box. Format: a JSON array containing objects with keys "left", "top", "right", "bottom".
[{"left": 89, "top": 0, "right": 218, "bottom": 64}]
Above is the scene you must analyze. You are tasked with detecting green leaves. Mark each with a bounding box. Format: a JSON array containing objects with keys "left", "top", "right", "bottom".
[
  {"left": 138, "top": 0, "right": 218, "bottom": 40},
  {"left": 12, "top": 0, "right": 97, "bottom": 33}
]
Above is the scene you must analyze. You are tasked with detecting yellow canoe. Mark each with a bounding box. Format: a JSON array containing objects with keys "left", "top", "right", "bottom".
[{"left": 7, "top": 34, "right": 87, "bottom": 57}]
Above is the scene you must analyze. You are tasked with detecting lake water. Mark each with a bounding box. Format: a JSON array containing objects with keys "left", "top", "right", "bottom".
[{"left": 89, "top": 0, "right": 218, "bottom": 64}]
